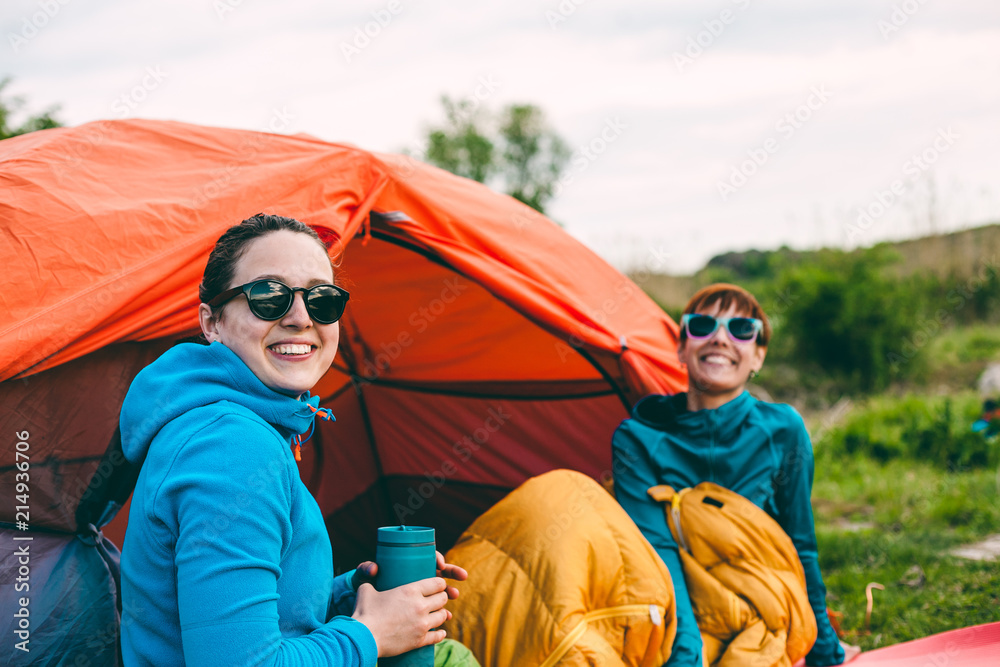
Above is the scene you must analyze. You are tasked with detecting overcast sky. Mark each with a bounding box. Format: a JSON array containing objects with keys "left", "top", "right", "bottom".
[{"left": 4, "top": 0, "right": 999, "bottom": 273}]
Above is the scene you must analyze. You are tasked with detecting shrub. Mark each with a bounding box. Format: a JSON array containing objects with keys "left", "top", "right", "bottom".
[
  {"left": 777, "top": 247, "right": 926, "bottom": 393},
  {"left": 816, "top": 393, "right": 998, "bottom": 471}
]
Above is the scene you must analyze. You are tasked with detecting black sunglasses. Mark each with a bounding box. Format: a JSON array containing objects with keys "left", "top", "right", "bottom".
[{"left": 207, "top": 279, "right": 350, "bottom": 324}]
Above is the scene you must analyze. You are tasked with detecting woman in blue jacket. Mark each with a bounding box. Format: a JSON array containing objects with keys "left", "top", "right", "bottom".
[
  {"left": 120, "top": 214, "right": 467, "bottom": 666},
  {"left": 612, "top": 283, "right": 858, "bottom": 666}
]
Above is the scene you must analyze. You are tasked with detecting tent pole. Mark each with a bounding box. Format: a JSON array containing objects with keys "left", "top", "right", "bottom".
[{"left": 348, "top": 376, "right": 395, "bottom": 524}]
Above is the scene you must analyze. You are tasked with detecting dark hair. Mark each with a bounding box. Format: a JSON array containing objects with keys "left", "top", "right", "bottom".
[
  {"left": 680, "top": 283, "right": 771, "bottom": 347},
  {"left": 199, "top": 213, "right": 332, "bottom": 313}
]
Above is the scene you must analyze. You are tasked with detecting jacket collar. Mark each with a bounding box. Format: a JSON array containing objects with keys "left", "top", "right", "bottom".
[{"left": 632, "top": 390, "right": 756, "bottom": 440}]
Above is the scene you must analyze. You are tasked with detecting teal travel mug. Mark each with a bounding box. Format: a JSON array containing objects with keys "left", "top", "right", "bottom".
[{"left": 376, "top": 526, "right": 437, "bottom": 667}]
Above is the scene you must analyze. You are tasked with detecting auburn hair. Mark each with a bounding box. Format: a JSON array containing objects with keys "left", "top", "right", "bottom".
[{"left": 680, "top": 283, "right": 771, "bottom": 347}]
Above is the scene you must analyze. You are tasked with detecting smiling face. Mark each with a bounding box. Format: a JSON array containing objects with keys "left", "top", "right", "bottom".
[
  {"left": 677, "top": 301, "right": 767, "bottom": 411},
  {"left": 198, "top": 229, "right": 340, "bottom": 397}
]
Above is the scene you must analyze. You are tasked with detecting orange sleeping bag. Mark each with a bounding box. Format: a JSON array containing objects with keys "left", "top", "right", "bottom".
[
  {"left": 442, "top": 470, "right": 678, "bottom": 666},
  {"left": 648, "top": 483, "right": 817, "bottom": 667}
]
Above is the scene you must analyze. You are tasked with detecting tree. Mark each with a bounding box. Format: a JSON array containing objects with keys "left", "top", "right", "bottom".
[
  {"left": 0, "top": 77, "right": 63, "bottom": 140},
  {"left": 420, "top": 96, "right": 569, "bottom": 214},
  {"left": 424, "top": 96, "right": 495, "bottom": 183}
]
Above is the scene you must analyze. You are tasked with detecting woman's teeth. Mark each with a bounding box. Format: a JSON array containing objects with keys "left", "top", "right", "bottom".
[
  {"left": 271, "top": 344, "right": 312, "bottom": 356},
  {"left": 703, "top": 354, "right": 733, "bottom": 365}
]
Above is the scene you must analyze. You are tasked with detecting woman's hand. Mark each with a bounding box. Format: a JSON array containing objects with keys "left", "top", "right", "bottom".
[
  {"left": 352, "top": 578, "right": 451, "bottom": 657},
  {"left": 351, "top": 561, "right": 378, "bottom": 591},
  {"left": 436, "top": 550, "right": 468, "bottom": 600},
  {"left": 352, "top": 551, "right": 468, "bottom": 599},
  {"left": 841, "top": 641, "right": 862, "bottom": 663},
  {"left": 350, "top": 551, "right": 468, "bottom": 657}
]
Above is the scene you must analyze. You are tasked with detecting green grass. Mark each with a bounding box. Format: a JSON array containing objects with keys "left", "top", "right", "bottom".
[
  {"left": 811, "top": 438, "right": 1000, "bottom": 649},
  {"left": 814, "top": 391, "right": 998, "bottom": 470},
  {"left": 918, "top": 324, "right": 1000, "bottom": 388}
]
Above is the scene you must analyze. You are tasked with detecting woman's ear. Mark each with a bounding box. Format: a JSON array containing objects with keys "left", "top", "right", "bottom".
[
  {"left": 751, "top": 344, "right": 767, "bottom": 372},
  {"left": 198, "top": 303, "right": 220, "bottom": 343}
]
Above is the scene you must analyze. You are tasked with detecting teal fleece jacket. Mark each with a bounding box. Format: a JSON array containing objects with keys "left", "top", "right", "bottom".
[
  {"left": 612, "top": 391, "right": 844, "bottom": 667},
  {"left": 120, "top": 342, "right": 377, "bottom": 666}
]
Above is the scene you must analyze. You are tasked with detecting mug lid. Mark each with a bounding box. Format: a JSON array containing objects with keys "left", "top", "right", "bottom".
[{"left": 377, "top": 525, "right": 435, "bottom": 544}]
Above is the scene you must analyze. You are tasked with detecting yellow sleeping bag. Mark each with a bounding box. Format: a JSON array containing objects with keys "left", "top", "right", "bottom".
[
  {"left": 443, "top": 469, "right": 678, "bottom": 666},
  {"left": 648, "top": 483, "right": 817, "bottom": 667}
]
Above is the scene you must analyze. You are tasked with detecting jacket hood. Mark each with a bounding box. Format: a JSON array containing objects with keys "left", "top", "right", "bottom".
[
  {"left": 120, "top": 342, "right": 330, "bottom": 465},
  {"left": 631, "top": 390, "right": 756, "bottom": 441}
]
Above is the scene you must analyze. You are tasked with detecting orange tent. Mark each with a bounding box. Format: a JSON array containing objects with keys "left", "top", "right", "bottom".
[
  {"left": 6, "top": 120, "right": 1000, "bottom": 667},
  {"left": 0, "top": 118, "right": 685, "bottom": 571}
]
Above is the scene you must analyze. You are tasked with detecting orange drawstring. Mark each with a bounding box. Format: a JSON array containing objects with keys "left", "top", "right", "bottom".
[{"left": 291, "top": 403, "right": 333, "bottom": 462}]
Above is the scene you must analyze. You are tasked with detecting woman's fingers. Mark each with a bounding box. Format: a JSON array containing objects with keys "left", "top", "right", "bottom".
[
  {"left": 435, "top": 550, "right": 468, "bottom": 581},
  {"left": 415, "top": 576, "right": 448, "bottom": 596},
  {"left": 417, "top": 628, "right": 448, "bottom": 648},
  {"left": 439, "top": 563, "right": 468, "bottom": 581},
  {"left": 420, "top": 590, "right": 450, "bottom": 614},
  {"left": 351, "top": 561, "right": 378, "bottom": 590},
  {"left": 425, "top": 608, "right": 450, "bottom": 631}
]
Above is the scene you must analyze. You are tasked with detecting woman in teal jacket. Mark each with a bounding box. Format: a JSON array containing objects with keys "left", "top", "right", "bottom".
[
  {"left": 612, "top": 284, "right": 857, "bottom": 666},
  {"left": 120, "top": 214, "right": 467, "bottom": 666}
]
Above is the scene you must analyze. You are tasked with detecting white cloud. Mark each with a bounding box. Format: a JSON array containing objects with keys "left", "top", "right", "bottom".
[{"left": 3, "top": 0, "right": 999, "bottom": 273}]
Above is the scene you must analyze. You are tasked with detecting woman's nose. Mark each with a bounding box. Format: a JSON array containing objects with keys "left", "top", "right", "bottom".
[
  {"left": 282, "top": 292, "right": 312, "bottom": 326},
  {"left": 709, "top": 323, "right": 730, "bottom": 344}
]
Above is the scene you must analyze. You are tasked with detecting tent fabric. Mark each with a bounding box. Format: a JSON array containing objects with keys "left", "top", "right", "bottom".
[
  {"left": 850, "top": 621, "right": 1000, "bottom": 666},
  {"left": 0, "top": 341, "right": 170, "bottom": 535},
  {"left": 0, "top": 118, "right": 684, "bottom": 571},
  {"left": 0, "top": 119, "right": 684, "bottom": 389},
  {"left": 0, "top": 528, "right": 122, "bottom": 665}
]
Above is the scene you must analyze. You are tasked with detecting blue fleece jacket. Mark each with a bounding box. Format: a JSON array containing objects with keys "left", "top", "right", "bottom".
[
  {"left": 612, "top": 391, "right": 844, "bottom": 667},
  {"left": 119, "top": 342, "right": 378, "bottom": 666}
]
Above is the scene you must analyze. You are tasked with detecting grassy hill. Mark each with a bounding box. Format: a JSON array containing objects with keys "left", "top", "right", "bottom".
[{"left": 639, "top": 223, "right": 1000, "bottom": 312}]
